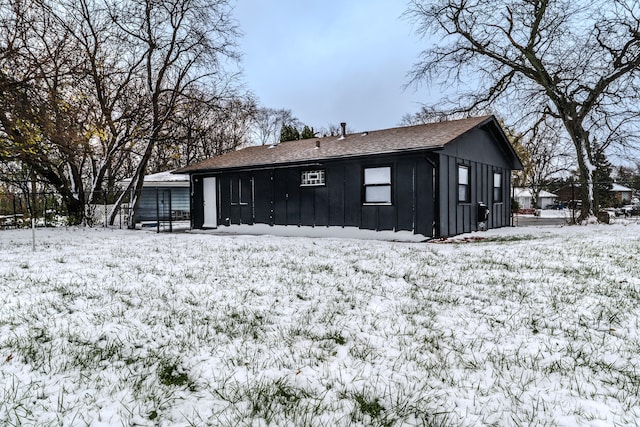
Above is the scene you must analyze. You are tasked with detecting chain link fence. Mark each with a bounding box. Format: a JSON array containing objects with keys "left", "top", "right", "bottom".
[{"left": 0, "top": 188, "right": 190, "bottom": 232}]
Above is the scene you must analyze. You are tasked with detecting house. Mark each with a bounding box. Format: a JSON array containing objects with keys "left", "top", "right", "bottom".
[
  {"left": 610, "top": 183, "right": 634, "bottom": 203},
  {"left": 175, "top": 115, "right": 523, "bottom": 238},
  {"left": 513, "top": 187, "right": 558, "bottom": 209},
  {"left": 120, "top": 170, "right": 190, "bottom": 223}
]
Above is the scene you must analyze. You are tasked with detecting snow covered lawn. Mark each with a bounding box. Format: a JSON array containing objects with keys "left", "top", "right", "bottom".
[{"left": 1, "top": 225, "right": 640, "bottom": 426}]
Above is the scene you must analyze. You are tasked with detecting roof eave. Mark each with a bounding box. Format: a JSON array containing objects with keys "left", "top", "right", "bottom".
[{"left": 181, "top": 146, "right": 445, "bottom": 175}]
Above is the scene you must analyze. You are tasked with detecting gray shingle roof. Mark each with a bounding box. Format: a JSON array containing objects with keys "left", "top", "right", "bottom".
[{"left": 175, "top": 115, "right": 499, "bottom": 174}]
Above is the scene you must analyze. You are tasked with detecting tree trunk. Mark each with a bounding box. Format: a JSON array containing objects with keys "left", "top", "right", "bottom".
[
  {"left": 108, "top": 189, "right": 129, "bottom": 226},
  {"left": 553, "top": 112, "right": 597, "bottom": 221},
  {"left": 126, "top": 131, "right": 160, "bottom": 229},
  {"left": 30, "top": 162, "right": 86, "bottom": 226},
  {"left": 571, "top": 133, "right": 597, "bottom": 222},
  {"left": 65, "top": 193, "right": 85, "bottom": 225}
]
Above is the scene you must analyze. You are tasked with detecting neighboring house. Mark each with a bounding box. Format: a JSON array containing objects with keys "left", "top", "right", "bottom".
[
  {"left": 610, "top": 183, "right": 634, "bottom": 203},
  {"left": 513, "top": 187, "right": 558, "bottom": 209},
  {"left": 175, "top": 115, "right": 523, "bottom": 238},
  {"left": 120, "top": 170, "right": 190, "bottom": 223}
]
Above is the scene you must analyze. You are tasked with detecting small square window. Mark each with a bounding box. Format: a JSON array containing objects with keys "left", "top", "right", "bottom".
[{"left": 301, "top": 170, "right": 325, "bottom": 186}]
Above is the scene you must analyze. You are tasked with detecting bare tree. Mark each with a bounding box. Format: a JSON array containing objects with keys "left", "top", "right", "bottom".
[
  {"left": 407, "top": 0, "right": 640, "bottom": 220},
  {"left": 511, "top": 117, "right": 572, "bottom": 208},
  {"left": 60, "top": 0, "right": 148, "bottom": 209},
  {"left": 152, "top": 93, "right": 257, "bottom": 170},
  {"left": 0, "top": 0, "right": 90, "bottom": 224},
  {"left": 250, "top": 108, "right": 298, "bottom": 146},
  {"left": 1, "top": 0, "right": 242, "bottom": 226},
  {"left": 104, "top": 0, "right": 240, "bottom": 228},
  {"left": 1, "top": 0, "right": 148, "bottom": 224},
  {"left": 400, "top": 106, "right": 469, "bottom": 126},
  {"left": 207, "top": 96, "right": 258, "bottom": 155}
]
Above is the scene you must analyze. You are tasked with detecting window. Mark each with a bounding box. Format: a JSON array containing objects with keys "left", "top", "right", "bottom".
[
  {"left": 458, "top": 165, "right": 470, "bottom": 203},
  {"left": 364, "top": 166, "right": 391, "bottom": 204},
  {"left": 301, "top": 170, "right": 325, "bottom": 186},
  {"left": 230, "top": 178, "right": 238, "bottom": 205},
  {"left": 493, "top": 172, "right": 503, "bottom": 202},
  {"left": 230, "top": 177, "right": 251, "bottom": 205},
  {"left": 240, "top": 178, "right": 251, "bottom": 205}
]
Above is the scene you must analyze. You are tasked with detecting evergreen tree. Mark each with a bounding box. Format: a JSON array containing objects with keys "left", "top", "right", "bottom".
[
  {"left": 279, "top": 124, "right": 300, "bottom": 142},
  {"left": 301, "top": 125, "right": 315, "bottom": 139},
  {"left": 594, "top": 150, "right": 614, "bottom": 208}
]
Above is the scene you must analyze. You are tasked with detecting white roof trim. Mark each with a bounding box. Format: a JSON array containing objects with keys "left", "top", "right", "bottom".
[
  {"left": 119, "top": 169, "right": 189, "bottom": 188},
  {"left": 611, "top": 183, "right": 634, "bottom": 192},
  {"left": 513, "top": 187, "right": 557, "bottom": 198}
]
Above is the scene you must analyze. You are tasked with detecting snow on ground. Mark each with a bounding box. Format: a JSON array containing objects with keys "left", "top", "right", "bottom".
[
  {"left": 192, "top": 223, "right": 431, "bottom": 242},
  {"left": 530, "top": 209, "right": 571, "bottom": 218},
  {"left": 1, "top": 224, "right": 640, "bottom": 426}
]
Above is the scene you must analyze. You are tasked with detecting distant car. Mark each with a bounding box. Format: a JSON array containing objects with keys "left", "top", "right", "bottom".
[
  {"left": 544, "top": 202, "right": 564, "bottom": 210},
  {"left": 616, "top": 205, "right": 640, "bottom": 217},
  {"left": 567, "top": 200, "right": 582, "bottom": 209}
]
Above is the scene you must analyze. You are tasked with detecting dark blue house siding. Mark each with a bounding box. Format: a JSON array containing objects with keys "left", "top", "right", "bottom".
[
  {"left": 186, "top": 121, "right": 520, "bottom": 238},
  {"left": 437, "top": 127, "right": 513, "bottom": 237},
  {"left": 191, "top": 153, "right": 438, "bottom": 236},
  {"left": 253, "top": 170, "right": 273, "bottom": 225},
  {"left": 328, "top": 165, "right": 346, "bottom": 226},
  {"left": 343, "top": 165, "right": 362, "bottom": 227}
]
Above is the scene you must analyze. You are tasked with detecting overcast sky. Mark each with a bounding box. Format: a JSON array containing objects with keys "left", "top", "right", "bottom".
[{"left": 233, "top": 1, "right": 437, "bottom": 133}]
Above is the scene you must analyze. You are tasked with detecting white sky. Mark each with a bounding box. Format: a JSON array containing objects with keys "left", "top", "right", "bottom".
[{"left": 233, "top": 1, "right": 438, "bottom": 133}]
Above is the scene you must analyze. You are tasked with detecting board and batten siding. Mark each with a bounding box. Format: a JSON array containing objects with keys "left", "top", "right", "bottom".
[
  {"left": 190, "top": 153, "right": 437, "bottom": 236},
  {"left": 183, "top": 116, "right": 521, "bottom": 238},
  {"left": 437, "top": 127, "right": 514, "bottom": 237}
]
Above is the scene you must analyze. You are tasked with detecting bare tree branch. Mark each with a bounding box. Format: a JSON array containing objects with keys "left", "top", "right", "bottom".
[{"left": 407, "top": 0, "right": 640, "bottom": 219}]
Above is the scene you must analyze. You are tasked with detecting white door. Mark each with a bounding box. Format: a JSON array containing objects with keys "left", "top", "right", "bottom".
[{"left": 203, "top": 177, "right": 217, "bottom": 228}]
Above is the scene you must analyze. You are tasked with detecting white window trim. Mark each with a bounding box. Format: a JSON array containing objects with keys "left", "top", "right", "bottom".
[
  {"left": 300, "top": 170, "right": 326, "bottom": 187},
  {"left": 493, "top": 172, "right": 503, "bottom": 203},
  {"left": 458, "top": 165, "right": 470, "bottom": 203},
  {"left": 363, "top": 166, "right": 392, "bottom": 205}
]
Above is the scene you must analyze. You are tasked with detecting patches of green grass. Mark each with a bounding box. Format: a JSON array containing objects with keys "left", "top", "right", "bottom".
[
  {"left": 353, "top": 392, "right": 385, "bottom": 419},
  {"left": 3, "top": 227, "right": 640, "bottom": 426},
  {"left": 158, "top": 361, "right": 191, "bottom": 388},
  {"left": 246, "top": 378, "right": 311, "bottom": 423},
  {"left": 326, "top": 331, "right": 346, "bottom": 346}
]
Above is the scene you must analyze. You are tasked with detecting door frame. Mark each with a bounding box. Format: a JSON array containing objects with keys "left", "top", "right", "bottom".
[{"left": 202, "top": 177, "right": 218, "bottom": 228}]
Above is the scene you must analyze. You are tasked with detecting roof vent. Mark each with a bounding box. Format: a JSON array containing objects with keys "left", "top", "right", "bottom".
[
  {"left": 340, "top": 122, "right": 346, "bottom": 137},
  {"left": 361, "top": 131, "right": 368, "bottom": 136},
  {"left": 315, "top": 140, "right": 320, "bottom": 149}
]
